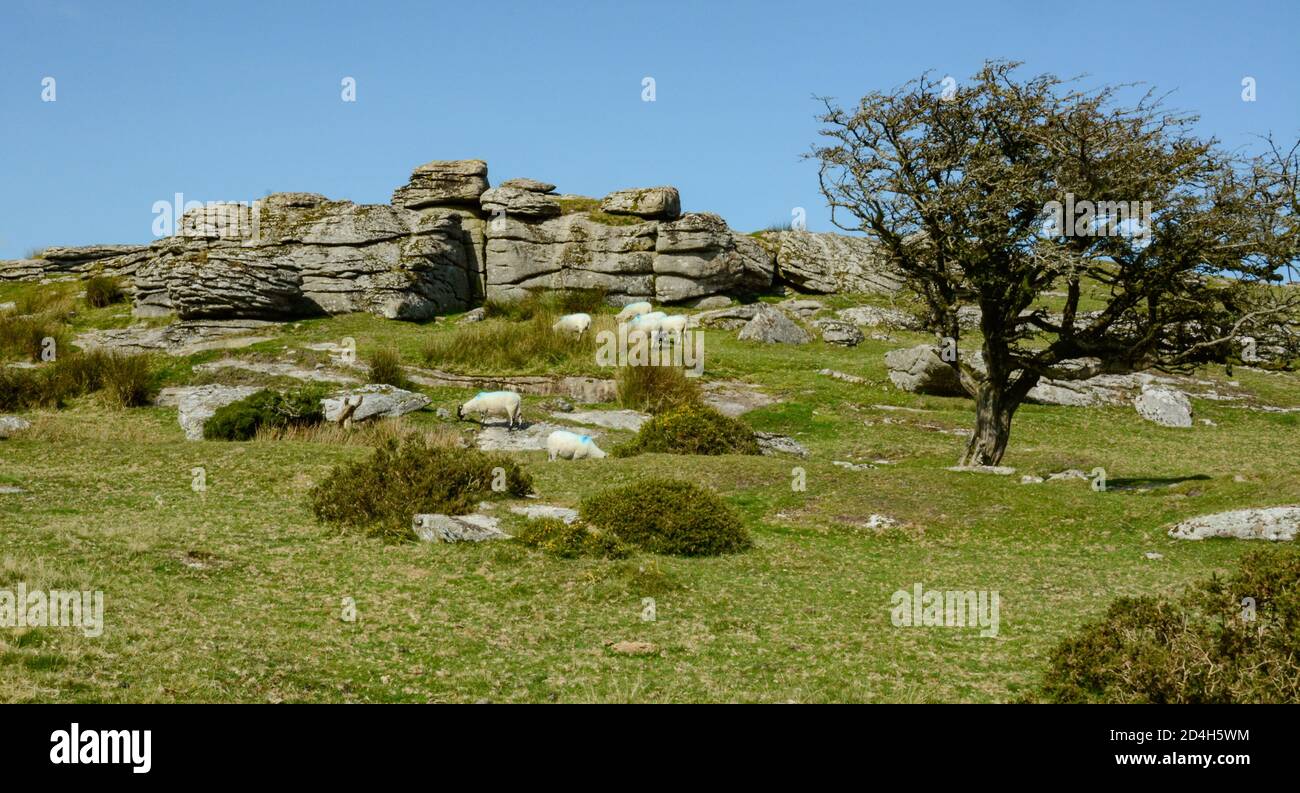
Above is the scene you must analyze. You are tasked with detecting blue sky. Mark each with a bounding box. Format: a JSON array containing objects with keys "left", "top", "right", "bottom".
[{"left": 2, "top": 0, "right": 1297, "bottom": 259}]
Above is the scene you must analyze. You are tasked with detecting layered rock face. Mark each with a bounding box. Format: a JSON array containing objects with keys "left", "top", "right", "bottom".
[{"left": 2, "top": 159, "right": 903, "bottom": 318}]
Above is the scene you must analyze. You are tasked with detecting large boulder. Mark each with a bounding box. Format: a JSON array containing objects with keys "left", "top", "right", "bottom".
[
  {"left": 155, "top": 385, "right": 263, "bottom": 441},
  {"left": 1168, "top": 506, "right": 1300, "bottom": 541},
  {"left": 837, "top": 305, "right": 923, "bottom": 331},
  {"left": 321, "top": 384, "right": 430, "bottom": 422},
  {"left": 600, "top": 187, "right": 681, "bottom": 220},
  {"left": 485, "top": 213, "right": 657, "bottom": 302},
  {"left": 479, "top": 186, "right": 561, "bottom": 219},
  {"left": 737, "top": 305, "right": 812, "bottom": 344},
  {"left": 813, "top": 318, "right": 864, "bottom": 347},
  {"left": 391, "top": 159, "right": 489, "bottom": 209},
  {"left": 0, "top": 416, "right": 32, "bottom": 438},
  {"left": 133, "top": 195, "right": 476, "bottom": 321},
  {"left": 884, "top": 344, "right": 963, "bottom": 395},
  {"left": 652, "top": 213, "right": 774, "bottom": 302},
  {"left": 1134, "top": 386, "right": 1193, "bottom": 427},
  {"left": 499, "top": 178, "right": 556, "bottom": 193},
  {"left": 760, "top": 230, "right": 902, "bottom": 295}
]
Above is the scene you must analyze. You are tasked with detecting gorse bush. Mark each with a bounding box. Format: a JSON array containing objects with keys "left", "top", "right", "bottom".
[
  {"left": 203, "top": 387, "right": 325, "bottom": 441},
  {"left": 366, "top": 346, "right": 412, "bottom": 389},
  {"left": 513, "top": 517, "right": 632, "bottom": 559},
  {"left": 579, "top": 478, "right": 751, "bottom": 557},
  {"left": 0, "top": 350, "right": 154, "bottom": 411},
  {"left": 1034, "top": 547, "right": 1300, "bottom": 703},
  {"left": 310, "top": 436, "right": 534, "bottom": 540},
  {"left": 84, "top": 276, "right": 125, "bottom": 308},
  {"left": 615, "top": 364, "right": 701, "bottom": 414},
  {"left": 615, "top": 403, "right": 759, "bottom": 457}
]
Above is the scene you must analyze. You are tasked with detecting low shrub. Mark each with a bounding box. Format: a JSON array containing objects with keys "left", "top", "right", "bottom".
[
  {"left": 615, "top": 364, "right": 701, "bottom": 414},
  {"left": 84, "top": 276, "right": 125, "bottom": 308},
  {"left": 615, "top": 403, "right": 759, "bottom": 457},
  {"left": 579, "top": 478, "right": 751, "bottom": 557},
  {"left": 203, "top": 387, "right": 325, "bottom": 441},
  {"left": 422, "top": 310, "right": 610, "bottom": 372},
  {"left": 309, "top": 436, "right": 534, "bottom": 540},
  {"left": 1034, "top": 547, "right": 1300, "bottom": 703},
  {"left": 366, "top": 346, "right": 412, "bottom": 389},
  {"left": 0, "top": 315, "right": 68, "bottom": 362},
  {"left": 514, "top": 517, "right": 632, "bottom": 559},
  {"left": 0, "top": 350, "right": 154, "bottom": 411}
]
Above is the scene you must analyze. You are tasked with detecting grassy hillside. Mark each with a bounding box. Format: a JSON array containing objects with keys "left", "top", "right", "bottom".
[{"left": 1, "top": 280, "right": 1297, "bottom": 702}]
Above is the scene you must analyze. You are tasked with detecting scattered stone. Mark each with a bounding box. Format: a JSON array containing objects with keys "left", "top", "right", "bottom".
[
  {"left": 885, "top": 345, "right": 962, "bottom": 395},
  {"left": 0, "top": 301, "right": 15, "bottom": 312},
  {"left": 1047, "top": 469, "right": 1089, "bottom": 482},
  {"left": 509, "top": 505, "right": 579, "bottom": 524},
  {"left": 861, "top": 514, "right": 897, "bottom": 530},
  {"left": 1199, "top": 418, "right": 1217, "bottom": 427},
  {"left": 818, "top": 368, "right": 868, "bottom": 385},
  {"left": 558, "top": 409, "right": 650, "bottom": 432},
  {"left": 836, "top": 305, "right": 922, "bottom": 330},
  {"left": 459, "top": 307, "right": 486, "bottom": 323},
  {"left": 700, "top": 380, "right": 777, "bottom": 417},
  {"left": 543, "top": 398, "right": 574, "bottom": 413},
  {"left": 754, "top": 431, "right": 808, "bottom": 457},
  {"left": 1167, "top": 506, "right": 1300, "bottom": 541},
  {"left": 947, "top": 465, "right": 1016, "bottom": 475},
  {"left": 600, "top": 187, "right": 681, "bottom": 220},
  {"left": 688, "top": 303, "right": 761, "bottom": 330},
  {"left": 435, "top": 407, "right": 452, "bottom": 419},
  {"left": 778, "top": 298, "right": 824, "bottom": 320},
  {"left": 1134, "top": 386, "right": 1193, "bottom": 428},
  {"left": 156, "top": 384, "right": 262, "bottom": 441},
  {"left": 1144, "top": 552, "right": 1164, "bottom": 560},
  {"left": 322, "top": 385, "right": 431, "bottom": 423},
  {"left": 1020, "top": 475, "right": 1045, "bottom": 484},
  {"left": 606, "top": 640, "right": 659, "bottom": 656},
  {"left": 833, "top": 460, "right": 875, "bottom": 471},
  {"left": 412, "top": 513, "right": 510, "bottom": 543},
  {"left": 813, "top": 319, "right": 864, "bottom": 347},
  {"left": 0, "top": 416, "right": 32, "bottom": 438},
  {"left": 193, "top": 358, "right": 359, "bottom": 384},
  {"left": 737, "top": 305, "right": 812, "bottom": 344}
]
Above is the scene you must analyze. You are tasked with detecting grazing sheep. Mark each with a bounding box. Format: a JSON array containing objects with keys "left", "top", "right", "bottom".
[
  {"left": 552, "top": 312, "right": 592, "bottom": 338},
  {"left": 457, "top": 390, "right": 523, "bottom": 429},
  {"left": 657, "top": 313, "right": 688, "bottom": 343},
  {"left": 546, "top": 430, "right": 608, "bottom": 461},
  {"left": 615, "top": 301, "right": 653, "bottom": 321}
]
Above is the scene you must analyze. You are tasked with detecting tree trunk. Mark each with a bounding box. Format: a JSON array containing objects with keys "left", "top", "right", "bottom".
[{"left": 959, "top": 368, "right": 1039, "bottom": 467}]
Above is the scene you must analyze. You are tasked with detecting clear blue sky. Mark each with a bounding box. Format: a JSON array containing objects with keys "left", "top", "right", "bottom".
[{"left": 2, "top": 0, "right": 1297, "bottom": 259}]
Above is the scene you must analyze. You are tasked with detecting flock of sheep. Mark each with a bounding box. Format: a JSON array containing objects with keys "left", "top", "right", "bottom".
[{"left": 456, "top": 299, "right": 690, "bottom": 461}]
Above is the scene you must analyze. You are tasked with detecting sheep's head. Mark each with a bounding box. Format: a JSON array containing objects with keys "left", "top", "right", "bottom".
[{"left": 456, "top": 403, "right": 465, "bottom": 420}]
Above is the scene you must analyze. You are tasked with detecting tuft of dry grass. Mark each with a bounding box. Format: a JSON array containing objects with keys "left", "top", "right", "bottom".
[{"left": 254, "top": 416, "right": 465, "bottom": 448}]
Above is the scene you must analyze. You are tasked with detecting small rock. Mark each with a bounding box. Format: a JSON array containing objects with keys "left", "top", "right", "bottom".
[
  {"left": 813, "top": 319, "right": 864, "bottom": 347},
  {"left": 600, "top": 187, "right": 681, "bottom": 220},
  {"left": 0, "top": 485, "right": 27, "bottom": 494},
  {"left": 1143, "top": 552, "right": 1164, "bottom": 560},
  {"left": 0, "top": 415, "right": 33, "bottom": 438},
  {"left": 1134, "top": 386, "right": 1193, "bottom": 428},
  {"left": 861, "top": 514, "right": 897, "bottom": 530},
  {"left": 1167, "top": 506, "right": 1300, "bottom": 541},
  {"left": 435, "top": 407, "right": 452, "bottom": 419},
  {"left": 737, "top": 306, "right": 812, "bottom": 345},
  {"left": 1046, "top": 469, "right": 1089, "bottom": 482},
  {"left": 818, "top": 368, "right": 868, "bottom": 384},
  {"left": 510, "top": 505, "right": 579, "bottom": 524},
  {"left": 832, "top": 460, "right": 875, "bottom": 471},
  {"left": 412, "top": 513, "right": 509, "bottom": 543},
  {"left": 1020, "top": 475, "right": 1045, "bottom": 484},
  {"left": 543, "top": 398, "right": 574, "bottom": 413},
  {"left": 459, "top": 307, "right": 486, "bottom": 323},
  {"left": 606, "top": 640, "right": 659, "bottom": 656},
  {"left": 692, "top": 295, "right": 733, "bottom": 310},
  {"left": 498, "top": 178, "right": 556, "bottom": 193},
  {"left": 754, "top": 431, "right": 809, "bottom": 457}
]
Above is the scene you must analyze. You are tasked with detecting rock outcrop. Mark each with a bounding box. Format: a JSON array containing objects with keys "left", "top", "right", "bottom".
[
  {"left": 1168, "top": 506, "right": 1300, "bottom": 541},
  {"left": 3, "top": 159, "right": 905, "bottom": 319}
]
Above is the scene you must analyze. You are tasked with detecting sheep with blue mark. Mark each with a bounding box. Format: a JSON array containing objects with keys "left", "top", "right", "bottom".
[
  {"left": 457, "top": 390, "right": 523, "bottom": 430},
  {"left": 551, "top": 312, "right": 592, "bottom": 338},
  {"left": 546, "top": 430, "right": 608, "bottom": 461},
  {"left": 615, "top": 301, "right": 653, "bottom": 321}
]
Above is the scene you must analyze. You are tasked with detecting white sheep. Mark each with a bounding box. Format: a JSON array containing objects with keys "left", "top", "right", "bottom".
[
  {"left": 657, "top": 313, "right": 688, "bottom": 343},
  {"left": 546, "top": 430, "right": 607, "bottom": 461},
  {"left": 457, "top": 390, "right": 523, "bottom": 429},
  {"left": 615, "top": 301, "right": 653, "bottom": 321},
  {"left": 551, "top": 312, "right": 592, "bottom": 338}
]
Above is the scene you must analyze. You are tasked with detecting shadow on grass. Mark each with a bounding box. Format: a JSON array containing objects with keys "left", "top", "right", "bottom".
[{"left": 1107, "top": 474, "right": 1212, "bottom": 492}]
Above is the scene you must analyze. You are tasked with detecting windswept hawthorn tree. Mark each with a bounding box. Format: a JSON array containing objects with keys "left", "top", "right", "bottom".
[{"left": 811, "top": 61, "right": 1299, "bottom": 466}]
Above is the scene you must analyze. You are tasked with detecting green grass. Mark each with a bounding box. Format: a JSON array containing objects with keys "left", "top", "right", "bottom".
[{"left": 1, "top": 287, "right": 1298, "bottom": 702}]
